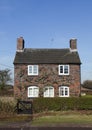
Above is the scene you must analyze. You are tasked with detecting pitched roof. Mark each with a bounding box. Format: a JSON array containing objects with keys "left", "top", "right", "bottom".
[{"left": 13, "top": 48, "right": 81, "bottom": 64}]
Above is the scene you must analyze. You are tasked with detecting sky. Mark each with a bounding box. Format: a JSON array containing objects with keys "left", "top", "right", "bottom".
[{"left": 0, "top": 0, "right": 92, "bottom": 84}]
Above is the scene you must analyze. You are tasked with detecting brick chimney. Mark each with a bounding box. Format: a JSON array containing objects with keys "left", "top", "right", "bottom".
[
  {"left": 17, "top": 37, "right": 24, "bottom": 52},
  {"left": 70, "top": 38, "right": 77, "bottom": 52}
]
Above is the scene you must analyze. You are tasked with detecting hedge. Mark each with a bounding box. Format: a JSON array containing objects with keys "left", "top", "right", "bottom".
[
  {"left": 33, "top": 97, "right": 92, "bottom": 113},
  {"left": 0, "top": 97, "right": 92, "bottom": 115},
  {"left": 0, "top": 97, "right": 16, "bottom": 115}
]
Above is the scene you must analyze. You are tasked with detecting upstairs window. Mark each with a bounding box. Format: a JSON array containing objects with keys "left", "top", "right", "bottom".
[
  {"left": 59, "top": 65, "right": 69, "bottom": 75},
  {"left": 28, "top": 65, "right": 38, "bottom": 75}
]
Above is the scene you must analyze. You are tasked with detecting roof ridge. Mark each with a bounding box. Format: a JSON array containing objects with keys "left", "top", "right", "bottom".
[{"left": 24, "top": 48, "right": 69, "bottom": 50}]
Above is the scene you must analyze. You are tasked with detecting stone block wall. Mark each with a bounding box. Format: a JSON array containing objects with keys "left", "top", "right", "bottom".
[{"left": 14, "top": 64, "right": 81, "bottom": 99}]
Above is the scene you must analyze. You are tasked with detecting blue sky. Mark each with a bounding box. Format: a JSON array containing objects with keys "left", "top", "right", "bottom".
[{"left": 0, "top": 0, "right": 92, "bottom": 83}]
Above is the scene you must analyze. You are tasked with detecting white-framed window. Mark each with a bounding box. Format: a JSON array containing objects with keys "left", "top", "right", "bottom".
[
  {"left": 59, "top": 65, "right": 69, "bottom": 75},
  {"left": 28, "top": 65, "right": 38, "bottom": 75},
  {"left": 28, "top": 86, "right": 39, "bottom": 97},
  {"left": 59, "top": 86, "right": 69, "bottom": 97},
  {"left": 44, "top": 86, "right": 54, "bottom": 97}
]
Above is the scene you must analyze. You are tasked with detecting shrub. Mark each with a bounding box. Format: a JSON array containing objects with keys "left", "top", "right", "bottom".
[
  {"left": 33, "top": 97, "right": 92, "bottom": 113},
  {"left": 0, "top": 88, "right": 13, "bottom": 96},
  {"left": 1, "top": 97, "right": 92, "bottom": 116},
  {"left": 0, "top": 97, "right": 16, "bottom": 116}
]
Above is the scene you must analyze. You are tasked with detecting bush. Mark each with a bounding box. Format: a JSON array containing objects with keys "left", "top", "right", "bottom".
[
  {"left": 0, "top": 97, "right": 16, "bottom": 115},
  {"left": 33, "top": 97, "right": 92, "bottom": 113},
  {"left": 0, "top": 88, "right": 13, "bottom": 96}
]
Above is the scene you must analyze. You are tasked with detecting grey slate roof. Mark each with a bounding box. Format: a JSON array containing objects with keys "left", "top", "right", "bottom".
[{"left": 13, "top": 48, "right": 81, "bottom": 64}]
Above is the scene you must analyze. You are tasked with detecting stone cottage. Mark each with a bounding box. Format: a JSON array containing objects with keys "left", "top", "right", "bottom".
[{"left": 13, "top": 37, "right": 81, "bottom": 99}]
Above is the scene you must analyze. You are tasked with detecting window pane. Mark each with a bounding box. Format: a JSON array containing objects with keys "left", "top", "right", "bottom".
[
  {"left": 65, "top": 88, "right": 68, "bottom": 95},
  {"left": 60, "top": 88, "right": 64, "bottom": 96},
  {"left": 60, "top": 66, "right": 63, "bottom": 73},
  {"left": 29, "top": 88, "right": 32, "bottom": 96},
  {"left": 49, "top": 87, "right": 53, "bottom": 97},
  {"left": 29, "top": 66, "right": 32, "bottom": 74},
  {"left": 44, "top": 88, "right": 49, "bottom": 97},
  {"left": 64, "top": 65, "right": 68, "bottom": 74},
  {"left": 33, "top": 65, "right": 37, "bottom": 74},
  {"left": 33, "top": 88, "right": 39, "bottom": 97}
]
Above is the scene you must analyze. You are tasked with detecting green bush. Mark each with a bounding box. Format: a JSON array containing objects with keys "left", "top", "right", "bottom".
[
  {"left": 1, "top": 97, "right": 92, "bottom": 115},
  {"left": 33, "top": 97, "right": 92, "bottom": 113}
]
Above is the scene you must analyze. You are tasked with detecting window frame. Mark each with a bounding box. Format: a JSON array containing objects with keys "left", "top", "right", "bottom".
[
  {"left": 59, "top": 86, "right": 69, "bottom": 97},
  {"left": 59, "top": 65, "right": 69, "bottom": 75},
  {"left": 44, "top": 86, "right": 54, "bottom": 97},
  {"left": 28, "top": 86, "right": 39, "bottom": 98},
  {"left": 28, "top": 65, "right": 38, "bottom": 75}
]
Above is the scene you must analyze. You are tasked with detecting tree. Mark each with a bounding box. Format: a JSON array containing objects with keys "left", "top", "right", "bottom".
[
  {"left": 82, "top": 80, "right": 92, "bottom": 89},
  {"left": 0, "top": 69, "right": 12, "bottom": 89}
]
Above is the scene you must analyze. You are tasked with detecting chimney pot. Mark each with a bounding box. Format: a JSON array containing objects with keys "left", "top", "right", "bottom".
[
  {"left": 70, "top": 38, "right": 77, "bottom": 51},
  {"left": 17, "top": 37, "right": 24, "bottom": 52}
]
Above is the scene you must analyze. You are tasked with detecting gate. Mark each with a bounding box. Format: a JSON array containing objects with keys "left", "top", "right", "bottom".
[{"left": 16, "top": 100, "right": 33, "bottom": 114}]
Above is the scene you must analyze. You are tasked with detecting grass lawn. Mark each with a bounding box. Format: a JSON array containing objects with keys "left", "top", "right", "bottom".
[{"left": 31, "top": 111, "right": 92, "bottom": 126}]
